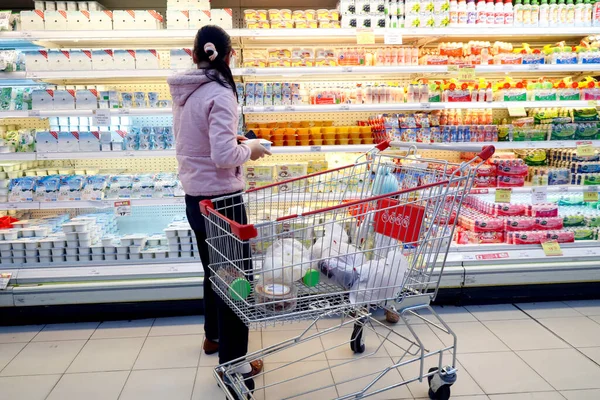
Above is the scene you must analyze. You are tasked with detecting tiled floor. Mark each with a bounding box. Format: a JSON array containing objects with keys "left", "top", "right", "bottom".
[{"left": 1, "top": 301, "right": 600, "bottom": 400}]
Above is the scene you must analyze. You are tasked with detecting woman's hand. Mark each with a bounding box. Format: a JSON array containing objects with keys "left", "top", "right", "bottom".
[{"left": 247, "top": 140, "right": 272, "bottom": 161}]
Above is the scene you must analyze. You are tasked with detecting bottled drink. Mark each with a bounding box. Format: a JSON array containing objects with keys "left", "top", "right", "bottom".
[
  {"left": 458, "top": 0, "right": 469, "bottom": 24},
  {"left": 468, "top": 0, "right": 478, "bottom": 23},
  {"left": 477, "top": 0, "right": 488, "bottom": 23},
  {"left": 540, "top": 0, "right": 550, "bottom": 25},
  {"left": 558, "top": 0, "right": 567, "bottom": 26},
  {"left": 450, "top": 0, "right": 459, "bottom": 25},
  {"left": 575, "top": 0, "right": 585, "bottom": 25},
  {"left": 515, "top": 0, "right": 525, "bottom": 24},
  {"left": 566, "top": 0, "right": 576, "bottom": 25},
  {"left": 495, "top": 0, "right": 506, "bottom": 22},
  {"left": 523, "top": 0, "right": 532, "bottom": 25},
  {"left": 549, "top": 0, "right": 559, "bottom": 25},
  {"left": 584, "top": 0, "right": 593, "bottom": 25},
  {"left": 531, "top": 0, "right": 540, "bottom": 25},
  {"left": 504, "top": 0, "right": 515, "bottom": 23},
  {"left": 486, "top": 0, "right": 496, "bottom": 23}
]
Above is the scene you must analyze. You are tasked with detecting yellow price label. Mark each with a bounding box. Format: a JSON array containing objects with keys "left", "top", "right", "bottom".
[
  {"left": 495, "top": 188, "right": 512, "bottom": 203},
  {"left": 541, "top": 240, "right": 563, "bottom": 256},
  {"left": 584, "top": 187, "right": 599, "bottom": 202},
  {"left": 458, "top": 66, "right": 476, "bottom": 81},
  {"left": 588, "top": 100, "right": 598, "bottom": 107},
  {"left": 356, "top": 28, "right": 375, "bottom": 45},
  {"left": 576, "top": 141, "right": 595, "bottom": 157},
  {"left": 447, "top": 65, "right": 459, "bottom": 72}
]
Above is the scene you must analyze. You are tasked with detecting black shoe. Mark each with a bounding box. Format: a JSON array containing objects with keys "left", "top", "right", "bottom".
[{"left": 223, "top": 373, "right": 255, "bottom": 400}]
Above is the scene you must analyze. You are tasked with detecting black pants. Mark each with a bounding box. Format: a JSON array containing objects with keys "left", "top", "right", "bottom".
[{"left": 186, "top": 192, "right": 250, "bottom": 365}]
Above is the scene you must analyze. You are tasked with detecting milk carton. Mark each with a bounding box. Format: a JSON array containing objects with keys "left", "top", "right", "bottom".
[
  {"left": 76, "top": 88, "right": 98, "bottom": 109},
  {"left": 32, "top": 89, "right": 54, "bottom": 110},
  {"left": 167, "top": 10, "right": 190, "bottom": 29},
  {"left": 113, "top": 50, "right": 136, "bottom": 70},
  {"left": 91, "top": 49, "right": 114, "bottom": 70},
  {"left": 48, "top": 49, "right": 71, "bottom": 71},
  {"left": 53, "top": 89, "right": 75, "bottom": 110},
  {"left": 58, "top": 131, "right": 80, "bottom": 152},
  {"left": 70, "top": 49, "right": 92, "bottom": 70},
  {"left": 35, "top": 131, "right": 59, "bottom": 153},
  {"left": 170, "top": 48, "right": 194, "bottom": 69},
  {"left": 66, "top": 10, "right": 91, "bottom": 30},
  {"left": 211, "top": 8, "right": 233, "bottom": 29},
  {"left": 135, "top": 50, "right": 160, "bottom": 70},
  {"left": 20, "top": 10, "right": 45, "bottom": 30},
  {"left": 189, "top": 10, "right": 211, "bottom": 28},
  {"left": 89, "top": 10, "right": 113, "bottom": 30},
  {"left": 44, "top": 10, "right": 68, "bottom": 30},
  {"left": 25, "top": 50, "right": 49, "bottom": 72}
]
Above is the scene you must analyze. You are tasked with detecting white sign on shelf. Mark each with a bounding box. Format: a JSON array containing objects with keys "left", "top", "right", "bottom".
[
  {"left": 118, "top": 108, "right": 130, "bottom": 115},
  {"left": 384, "top": 30, "right": 403, "bottom": 45},
  {"left": 93, "top": 109, "right": 111, "bottom": 126},
  {"left": 531, "top": 186, "right": 548, "bottom": 204},
  {"left": 114, "top": 200, "right": 131, "bottom": 217},
  {"left": 310, "top": 145, "right": 322, "bottom": 152},
  {"left": 0, "top": 273, "right": 12, "bottom": 290},
  {"left": 28, "top": 110, "right": 41, "bottom": 117}
]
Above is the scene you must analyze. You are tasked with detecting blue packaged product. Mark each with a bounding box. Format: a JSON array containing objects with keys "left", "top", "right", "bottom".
[
  {"left": 463, "top": 126, "right": 471, "bottom": 142},
  {"left": 431, "top": 126, "right": 442, "bottom": 142}
]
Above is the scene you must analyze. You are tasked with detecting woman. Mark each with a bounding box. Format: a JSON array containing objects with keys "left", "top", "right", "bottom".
[{"left": 168, "top": 25, "right": 270, "bottom": 396}]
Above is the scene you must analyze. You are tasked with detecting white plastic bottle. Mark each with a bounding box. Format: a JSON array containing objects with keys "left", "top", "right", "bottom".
[
  {"left": 486, "top": 0, "right": 496, "bottom": 23},
  {"left": 514, "top": 0, "right": 525, "bottom": 24},
  {"left": 549, "top": 0, "right": 559, "bottom": 25},
  {"left": 531, "top": 0, "right": 540, "bottom": 25},
  {"left": 477, "top": 0, "right": 488, "bottom": 23},
  {"left": 593, "top": 0, "right": 600, "bottom": 25},
  {"left": 411, "top": 47, "right": 419, "bottom": 64},
  {"left": 558, "top": 0, "right": 567, "bottom": 26},
  {"left": 540, "top": 0, "right": 550, "bottom": 25},
  {"left": 523, "top": 0, "right": 532, "bottom": 24},
  {"left": 458, "top": 0, "right": 469, "bottom": 24},
  {"left": 450, "top": 0, "right": 459, "bottom": 25},
  {"left": 575, "top": 0, "right": 585, "bottom": 25},
  {"left": 504, "top": 0, "right": 515, "bottom": 23},
  {"left": 495, "top": 0, "right": 505, "bottom": 22},
  {"left": 468, "top": 0, "right": 478, "bottom": 23},
  {"left": 584, "top": 0, "right": 592, "bottom": 25},
  {"left": 566, "top": 0, "right": 575, "bottom": 25}
]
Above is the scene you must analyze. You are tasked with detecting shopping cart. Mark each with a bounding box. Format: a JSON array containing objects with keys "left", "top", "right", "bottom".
[{"left": 201, "top": 140, "right": 494, "bottom": 400}]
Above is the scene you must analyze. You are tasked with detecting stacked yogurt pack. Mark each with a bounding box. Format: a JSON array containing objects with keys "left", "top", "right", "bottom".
[{"left": 164, "top": 219, "right": 198, "bottom": 259}]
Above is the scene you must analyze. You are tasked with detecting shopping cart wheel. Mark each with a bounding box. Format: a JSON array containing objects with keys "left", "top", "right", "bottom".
[
  {"left": 350, "top": 322, "right": 366, "bottom": 354},
  {"left": 427, "top": 367, "right": 456, "bottom": 400}
]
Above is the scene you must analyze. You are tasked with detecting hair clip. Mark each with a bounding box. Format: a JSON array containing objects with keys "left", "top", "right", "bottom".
[{"left": 204, "top": 42, "right": 218, "bottom": 61}]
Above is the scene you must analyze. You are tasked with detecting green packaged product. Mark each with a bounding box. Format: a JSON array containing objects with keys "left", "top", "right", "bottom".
[
  {"left": 550, "top": 123, "right": 577, "bottom": 140},
  {"left": 571, "top": 227, "right": 596, "bottom": 240},
  {"left": 563, "top": 214, "right": 586, "bottom": 227},
  {"left": 573, "top": 108, "right": 600, "bottom": 122},
  {"left": 575, "top": 122, "right": 600, "bottom": 140}
]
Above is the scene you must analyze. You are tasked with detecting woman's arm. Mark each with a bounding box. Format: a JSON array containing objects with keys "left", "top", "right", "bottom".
[{"left": 207, "top": 94, "right": 251, "bottom": 169}]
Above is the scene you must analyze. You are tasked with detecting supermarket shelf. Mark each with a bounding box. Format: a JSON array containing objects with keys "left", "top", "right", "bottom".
[
  {"left": 0, "top": 108, "right": 173, "bottom": 118},
  {"left": 1, "top": 27, "right": 599, "bottom": 48},
  {"left": 406, "top": 140, "right": 600, "bottom": 151},
  {"left": 243, "top": 100, "right": 595, "bottom": 114},
  {"left": 0, "top": 153, "right": 36, "bottom": 161},
  {"left": 469, "top": 185, "right": 600, "bottom": 194},
  {"left": 0, "top": 72, "right": 27, "bottom": 81},
  {"left": 17, "top": 64, "right": 600, "bottom": 83},
  {"left": 0, "top": 198, "right": 185, "bottom": 210},
  {"left": 36, "top": 150, "right": 177, "bottom": 160},
  {"left": 270, "top": 144, "right": 373, "bottom": 154}
]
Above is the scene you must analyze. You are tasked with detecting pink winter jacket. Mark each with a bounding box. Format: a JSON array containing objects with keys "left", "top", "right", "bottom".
[{"left": 168, "top": 70, "right": 250, "bottom": 196}]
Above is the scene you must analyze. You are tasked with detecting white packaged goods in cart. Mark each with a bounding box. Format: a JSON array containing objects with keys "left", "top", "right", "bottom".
[{"left": 201, "top": 140, "right": 495, "bottom": 400}]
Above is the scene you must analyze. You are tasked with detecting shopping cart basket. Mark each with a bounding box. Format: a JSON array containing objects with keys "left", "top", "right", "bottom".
[{"left": 201, "top": 140, "right": 495, "bottom": 400}]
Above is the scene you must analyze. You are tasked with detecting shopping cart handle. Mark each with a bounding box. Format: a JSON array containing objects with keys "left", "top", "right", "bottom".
[
  {"left": 375, "top": 139, "right": 391, "bottom": 151},
  {"left": 477, "top": 145, "right": 495, "bottom": 161}
]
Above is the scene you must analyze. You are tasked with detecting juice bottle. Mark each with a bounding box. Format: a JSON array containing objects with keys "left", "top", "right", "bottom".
[
  {"left": 514, "top": 0, "right": 525, "bottom": 24},
  {"left": 495, "top": 0, "right": 505, "bottom": 22},
  {"left": 584, "top": 0, "right": 593, "bottom": 25},
  {"left": 575, "top": 0, "right": 585, "bottom": 25},
  {"left": 477, "top": 0, "right": 488, "bottom": 23},
  {"left": 593, "top": 0, "right": 600, "bottom": 25},
  {"left": 523, "top": 0, "right": 532, "bottom": 25},
  {"left": 531, "top": 0, "right": 540, "bottom": 25},
  {"left": 504, "top": 0, "right": 515, "bottom": 23},
  {"left": 558, "top": 0, "right": 567, "bottom": 25},
  {"left": 486, "top": 0, "right": 496, "bottom": 23},
  {"left": 458, "top": 0, "right": 469, "bottom": 24},
  {"left": 566, "top": 0, "right": 576, "bottom": 24},
  {"left": 450, "top": 0, "right": 459, "bottom": 25},
  {"left": 540, "top": 0, "right": 550, "bottom": 25},
  {"left": 549, "top": 0, "right": 559, "bottom": 25}
]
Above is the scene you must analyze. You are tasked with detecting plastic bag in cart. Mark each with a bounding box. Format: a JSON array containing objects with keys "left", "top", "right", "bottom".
[
  {"left": 259, "top": 238, "right": 312, "bottom": 287},
  {"left": 350, "top": 250, "right": 409, "bottom": 305},
  {"left": 312, "top": 240, "right": 366, "bottom": 289}
]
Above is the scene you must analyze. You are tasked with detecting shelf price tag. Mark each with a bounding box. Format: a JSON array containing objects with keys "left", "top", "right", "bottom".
[
  {"left": 541, "top": 239, "right": 563, "bottom": 256},
  {"left": 356, "top": 28, "right": 375, "bottom": 45},
  {"left": 310, "top": 145, "right": 322, "bottom": 152},
  {"left": 458, "top": 66, "right": 476, "bottom": 81},
  {"left": 114, "top": 200, "right": 131, "bottom": 217},
  {"left": 576, "top": 141, "right": 595, "bottom": 157},
  {"left": 588, "top": 100, "right": 598, "bottom": 107},
  {"left": 507, "top": 107, "right": 527, "bottom": 117},
  {"left": 447, "top": 65, "right": 459, "bottom": 72},
  {"left": 93, "top": 109, "right": 111, "bottom": 126},
  {"left": 531, "top": 186, "right": 547, "bottom": 204},
  {"left": 584, "top": 186, "right": 599, "bottom": 202},
  {"left": 284, "top": 105, "right": 295, "bottom": 111},
  {"left": 264, "top": 106, "right": 275, "bottom": 112},
  {"left": 384, "top": 30, "right": 402, "bottom": 45},
  {"left": 339, "top": 104, "right": 350, "bottom": 111},
  {"left": 495, "top": 188, "right": 512, "bottom": 203},
  {"left": 28, "top": 110, "right": 41, "bottom": 117},
  {"left": 0, "top": 273, "right": 11, "bottom": 290},
  {"left": 118, "top": 108, "right": 130, "bottom": 115}
]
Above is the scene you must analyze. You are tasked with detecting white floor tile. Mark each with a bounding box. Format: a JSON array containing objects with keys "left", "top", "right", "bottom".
[
  {"left": 459, "top": 352, "right": 553, "bottom": 394},
  {"left": 464, "top": 305, "right": 529, "bottom": 322},
  {"left": 488, "top": 392, "right": 565, "bottom": 400},
  {"left": 400, "top": 359, "right": 484, "bottom": 398},
  {"left": 91, "top": 319, "right": 154, "bottom": 339},
  {"left": 316, "top": 315, "right": 355, "bottom": 330},
  {"left": 263, "top": 361, "right": 338, "bottom": 400},
  {"left": 192, "top": 367, "right": 230, "bottom": 400},
  {"left": 431, "top": 305, "right": 479, "bottom": 323},
  {"left": 516, "top": 302, "right": 583, "bottom": 319},
  {"left": 434, "top": 322, "right": 509, "bottom": 353},
  {"left": 330, "top": 356, "right": 413, "bottom": 399},
  {"left": 198, "top": 331, "right": 261, "bottom": 367},
  {"left": 262, "top": 329, "right": 327, "bottom": 362},
  {"left": 0, "top": 325, "right": 44, "bottom": 343},
  {"left": 120, "top": 368, "right": 196, "bottom": 400},
  {"left": 321, "top": 326, "right": 389, "bottom": 360},
  {"left": 0, "top": 342, "right": 26, "bottom": 370},
  {"left": 67, "top": 337, "right": 144, "bottom": 373},
  {"left": 32, "top": 322, "right": 99, "bottom": 342},
  {"left": 561, "top": 389, "right": 600, "bottom": 399},
  {"left": 0, "top": 375, "right": 61, "bottom": 400},
  {"left": 1, "top": 340, "right": 86, "bottom": 376},
  {"left": 133, "top": 334, "right": 202, "bottom": 370},
  {"left": 46, "top": 371, "right": 129, "bottom": 400},
  {"left": 537, "top": 317, "right": 600, "bottom": 348},
  {"left": 377, "top": 323, "right": 445, "bottom": 358},
  {"left": 517, "top": 348, "right": 600, "bottom": 391},
  {"left": 579, "top": 347, "right": 600, "bottom": 364},
  {"left": 483, "top": 319, "right": 569, "bottom": 351},
  {"left": 262, "top": 319, "right": 319, "bottom": 331},
  {"left": 591, "top": 316, "right": 600, "bottom": 325},
  {"left": 563, "top": 300, "right": 600, "bottom": 316},
  {"left": 148, "top": 315, "right": 204, "bottom": 336}
]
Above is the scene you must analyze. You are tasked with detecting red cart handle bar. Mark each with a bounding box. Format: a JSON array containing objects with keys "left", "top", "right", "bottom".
[{"left": 200, "top": 179, "right": 449, "bottom": 241}]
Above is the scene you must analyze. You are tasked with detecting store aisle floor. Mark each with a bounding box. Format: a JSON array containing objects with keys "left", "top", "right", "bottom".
[{"left": 1, "top": 301, "right": 600, "bottom": 400}]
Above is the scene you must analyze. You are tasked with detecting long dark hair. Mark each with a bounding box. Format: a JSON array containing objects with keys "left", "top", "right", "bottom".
[{"left": 193, "top": 25, "right": 237, "bottom": 100}]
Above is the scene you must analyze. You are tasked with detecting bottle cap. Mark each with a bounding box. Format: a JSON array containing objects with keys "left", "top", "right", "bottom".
[
  {"left": 228, "top": 278, "right": 251, "bottom": 301},
  {"left": 302, "top": 268, "right": 320, "bottom": 287}
]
